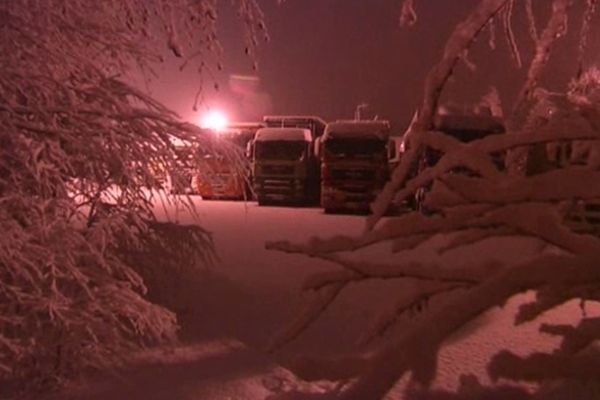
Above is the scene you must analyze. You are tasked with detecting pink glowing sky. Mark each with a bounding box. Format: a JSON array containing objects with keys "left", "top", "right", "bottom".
[{"left": 149, "top": 0, "right": 599, "bottom": 131}]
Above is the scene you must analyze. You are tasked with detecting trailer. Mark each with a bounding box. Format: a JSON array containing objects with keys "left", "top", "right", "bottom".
[
  {"left": 194, "top": 122, "right": 263, "bottom": 200},
  {"left": 263, "top": 115, "right": 326, "bottom": 138}
]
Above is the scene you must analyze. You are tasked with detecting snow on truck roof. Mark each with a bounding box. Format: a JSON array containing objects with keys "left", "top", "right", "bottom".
[
  {"left": 323, "top": 120, "right": 391, "bottom": 140},
  {"left": 263, "top": 115, "right": 327, "bottom": 125},
  {"left": 254, "top": 127, "right": 312, "bottom": 142}
]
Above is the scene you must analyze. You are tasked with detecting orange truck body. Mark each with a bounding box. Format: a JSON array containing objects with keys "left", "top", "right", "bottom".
[{"left": 194, "top": 123, "right": 262, "bottom": 200}]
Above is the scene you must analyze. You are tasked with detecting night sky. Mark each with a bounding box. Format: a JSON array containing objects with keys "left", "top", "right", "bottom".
[{"left": 151, "top": 0, "right": 599, "bottom": 133}]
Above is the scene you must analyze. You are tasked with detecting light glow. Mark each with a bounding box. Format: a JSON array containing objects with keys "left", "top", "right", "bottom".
[{"left": 200, "top": 110, "right": 229, "bottom": 131}]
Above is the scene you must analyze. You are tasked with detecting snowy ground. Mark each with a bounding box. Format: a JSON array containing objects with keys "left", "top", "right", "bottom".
[{"left": 46, "top": 199, "right": 600, "bottom": 400}]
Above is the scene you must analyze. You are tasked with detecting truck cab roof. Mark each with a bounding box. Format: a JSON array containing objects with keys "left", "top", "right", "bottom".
[
  {"left": 263, "top": 115, "right": 326, "bottom": 125},
  {"left": 323, "top": 120, "right": 391, "bottom": 141},
  {"left": 254, "top": 127, "right": 313, "bottom": 142}
]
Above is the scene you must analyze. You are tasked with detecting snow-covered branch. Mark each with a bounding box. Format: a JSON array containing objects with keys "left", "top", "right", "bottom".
[
  {"left": 268, "top": 2, "right": 600, "bottom": 399},
  {"left": 509, "top": 0, "right": 572, "bottom": 131},
  {"left": 489, "top": 349, "right": 600, "bottom": 382},
  {"left": 0, "top": 0, "right": 263, "bottom": 392},
  {"left": 542, "top": 316, "right": 600, "bottom": 354},
  {"left": 334, "top": 254, "right": 600, "bottom": 399},
  {"left": 368, "top": 0, "right": 512, "bottom": 228}
]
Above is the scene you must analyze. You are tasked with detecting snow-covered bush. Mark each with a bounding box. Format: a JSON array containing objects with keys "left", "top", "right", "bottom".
[
  {"left": 268, "top": 1, "right": 600, "bottom": 399},
  {"left": 0, "top": 0, "right": 264, "bottom": 394}
]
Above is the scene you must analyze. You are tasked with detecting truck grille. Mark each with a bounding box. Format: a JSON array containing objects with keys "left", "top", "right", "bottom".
[
  {"left": 331, "top": 169, "right": 375, "bottom": 181},
  {"left": 262, "top": 165, "right": 295, "bottom": 175}
]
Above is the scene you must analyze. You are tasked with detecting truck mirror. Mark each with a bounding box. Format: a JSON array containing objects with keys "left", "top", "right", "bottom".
[
  {"left": 245, "top": 141, "right": 254, "bottom": 159},
  {"left": 388, "top": 139, "right": 397, "bottom": 161},
  {"left": 314, "top": 137, "right": 322, "bottom": 159}
]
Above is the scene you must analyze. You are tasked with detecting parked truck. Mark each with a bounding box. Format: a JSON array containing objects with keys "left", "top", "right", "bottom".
[
  {"left": 250, "top": 116, "right": 326, "bottom": 206},
  {"left": 414, "top": 112, "right": 506, "bottom": 212},
  {"left": 319, "top": 120, "right": 394, "bottom": 213},
  {"left": 251, "top": 127, "right": 320, "bottom": 205},
  {"left": 194, "top": 122, "right": 263, "bottom": 200}
]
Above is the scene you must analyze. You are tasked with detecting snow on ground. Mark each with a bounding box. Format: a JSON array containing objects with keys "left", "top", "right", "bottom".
[{"left": 46, "top": 199, "right": 600, "bottom": 400}]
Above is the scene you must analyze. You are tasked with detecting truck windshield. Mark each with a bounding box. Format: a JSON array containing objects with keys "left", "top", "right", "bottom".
[
  {"left": 255, "top": 141, "right": 306, "bottom": 161},
  {"left": 324, "top": 138, "right": 386, "bottom": 160}
]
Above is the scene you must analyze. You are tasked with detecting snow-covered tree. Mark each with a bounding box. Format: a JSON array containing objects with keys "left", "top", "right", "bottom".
[
  {"left": 268, "top": 1, "right": 600, "bottom": 399},
  {"left": 0, "top": 0, "right": 264, "bottom": 394}
]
